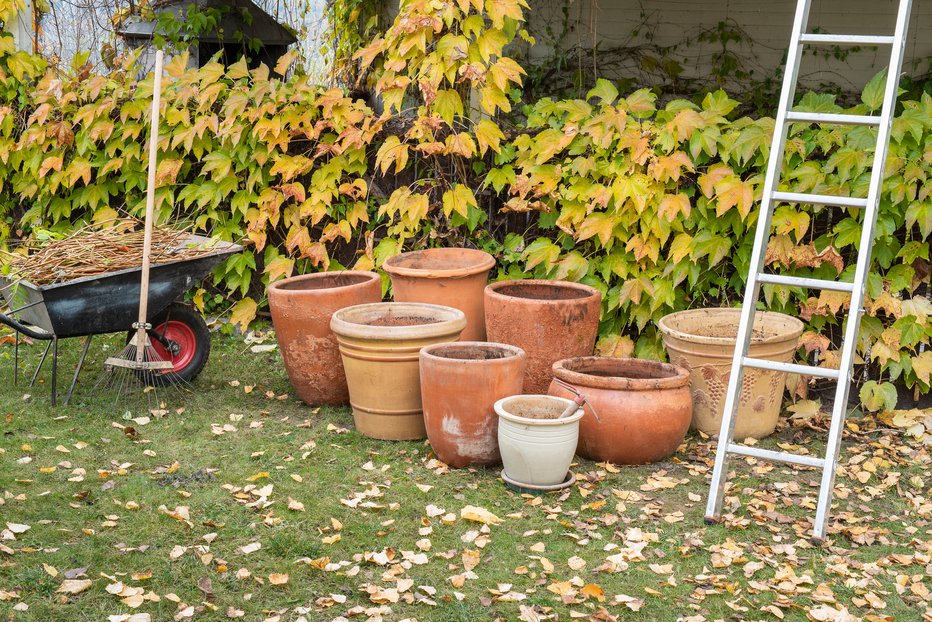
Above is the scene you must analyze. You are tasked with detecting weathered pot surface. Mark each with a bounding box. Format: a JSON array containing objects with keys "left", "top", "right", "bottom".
[
  {"left": 549, "top": 356, "right": 692, "bottom": 464},
  {"left": 419, "top": 341, "right": 525, "bottom": 467},
  {"left": 384, "top": 248, "right": 495, "bottom": 342},
  {"left": 485, "top": 280, "right": 601, "bottom": 394},
  {"left": 268, "top": 271, "right": 381, "bottom": 406},
  {"left": 657, "top": 308, "right": 804, "bottom": 439},
  {"left": 495, "top": 394, "right": 583, "bottom": 487},
  {"left": 331, "top": 302, "right": 466, "bottom": 440}
]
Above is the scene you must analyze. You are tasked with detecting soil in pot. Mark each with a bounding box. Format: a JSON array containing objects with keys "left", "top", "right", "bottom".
[
  {"left": 384, "top": 248, "right": 495, "bottom": 341},
  {"left": 549, "top": 356, "right": 692, "bottom": 464},
  {"left": 268, "top": 271, "right": 381, "bottom": 406},
  {"left": 419, "top": 342, "right": 525, "bottom": 468},
  {"left": 485, "top": 280, "right": 601, "bottom": 394},
  {"left": 495, "top": 395, "right": 583, "bottom": 487},
  {"left": 658, "top": 308, "right": 804, "bottom": 439},
  {"left": 331, "top": 302, "right": 466, "bottom": 440}
]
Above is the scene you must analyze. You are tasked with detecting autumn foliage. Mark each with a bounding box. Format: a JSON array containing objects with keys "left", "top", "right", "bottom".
[{"left": 0, "top": 0, "right": 929, "bottom": 409}]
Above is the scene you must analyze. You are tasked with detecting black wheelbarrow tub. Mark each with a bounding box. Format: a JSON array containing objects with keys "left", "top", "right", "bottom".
[{"left": 0, "top": 235, "right": 243, "bottom": 338}]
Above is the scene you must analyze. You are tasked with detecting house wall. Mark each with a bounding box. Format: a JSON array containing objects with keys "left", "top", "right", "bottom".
[{"left": 523, "top": 0, "right": 931, "bottom": 93}]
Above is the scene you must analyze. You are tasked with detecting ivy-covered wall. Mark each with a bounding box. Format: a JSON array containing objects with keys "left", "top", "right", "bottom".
[{"left": 0, "top": 0, "right": 929, "bottom": 411}]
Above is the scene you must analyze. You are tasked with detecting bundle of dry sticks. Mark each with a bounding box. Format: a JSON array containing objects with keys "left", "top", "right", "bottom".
[{"left": 2, "top": 221, "right": 219, "bottom": 286}]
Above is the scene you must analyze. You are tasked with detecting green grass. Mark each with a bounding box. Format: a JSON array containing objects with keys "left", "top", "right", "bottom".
[{"left": 0, "top": 333, "right": 930, "bottom": 621}]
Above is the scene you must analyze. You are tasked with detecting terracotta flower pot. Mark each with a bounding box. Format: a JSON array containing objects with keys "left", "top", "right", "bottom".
[
  {"left": 485, "top": 280, "right": 602, "bottom": 394},
  {"left": 419, "top": 342, "right": 526, "bottom": 468},
  {"left": 658, "top": 308, "right": 804, "bottom": 440},
  {"left": 330, "top": 302, "right": 467, "bottom": 440},
  {"left": 384, "top": 247, "right": 495, "bottom": 341},
  {"left": 548, "top": 356, "right": 692, "bottom": 465},
  {"left": 495, "top": 395, "right": 583, "bottom": 487},
  {"left": 268, "top": 271, "right": 381, "bottom": 406}
]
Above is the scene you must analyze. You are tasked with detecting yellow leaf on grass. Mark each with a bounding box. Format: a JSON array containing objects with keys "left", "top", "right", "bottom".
[
  {"left": 460, "top": 505, "right": 503, "bottom": 525},
  {"left": 268, "top": 573, "right": 289, "bottom": 586}
]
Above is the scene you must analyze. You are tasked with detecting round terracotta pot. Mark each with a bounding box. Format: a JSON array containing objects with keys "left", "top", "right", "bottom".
[
  {"left": 657, "top": 308, "right": 804, "bottom": 440},
  {"left": 419, "top": 342, "right": 526, "bottom": 468},
  {"left": 268, "top": 271, "right": 381, "bottom": 406},
  {"left": 384, "top": 247, "right": 495, "bottom": 342},
  {"left": 330, "top": 302, "right": 466, "bottom": 440},
  {"left": 485, "top": 280, "right": 602, "bottom": 394},
  {"left": 548, "top": 356, "right": 692, "bottom": 465}
]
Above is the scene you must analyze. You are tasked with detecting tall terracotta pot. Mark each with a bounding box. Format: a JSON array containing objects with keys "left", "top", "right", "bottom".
[
  {"left": 330, "top": 302, "right": 466, "bottom": 440},
  {"left": 268, "top": 271, "right": 381, "bottom": 406},
  {"left": 485, "top": 280, "right": 601, "bottom": 394},
  {"left": 657, "top": 308, "right": 804, "bottom": 440},
  {"left": 419, "top": 342, "right": 525, "bottom": 468},
  {"left": 548, "top": 357, "right": 692, "bottom": 465},
  {"left": 383, "top": 248, "right": 495, "bottom": 341}
]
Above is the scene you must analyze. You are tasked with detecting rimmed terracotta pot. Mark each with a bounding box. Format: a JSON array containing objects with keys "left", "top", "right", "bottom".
[
  {"left": 419, "top": 342, "right": 526, "bottom": 468},
  {"left": 330, "top": 302, "right": 466, "bottom": 440},
  {"left": 384, "top": 248, "right": 495, "bottom": 341},
  {"left": 485, "top": 280, "right": 602, "bottom": 394},
  {"left": 548, "top": 356, "right": 692, "bottom": 465},
  {"left": 657, "top": 308, "right": 804, "bottom": 440},
  {"left": 268, "top": 271, "right": 381, "bottom": 406},
  {"left": 495, "top": 394, "right": 583, "bottom": 487}
]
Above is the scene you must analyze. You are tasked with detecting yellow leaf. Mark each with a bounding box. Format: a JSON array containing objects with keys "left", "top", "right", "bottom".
[
  {"left": 460, "top": 505, "right": 502, "bottom": 525},
  {"left": 442, "top": 184, "right": 477, "bottom": 218},
  {"left": 475, "top": 119, "right": 505, "bottom": 154},
  {"left": 268, "top": 573, "right": 289, "bottom": 586},
  {"left": 245, "top": 472, "right": 269, "bottom": 481},
  {"left": 230, "top": 298, "right": 258, "bottom": 332},
  {"left": 658, "top": 193, "right": 691, "bottom": 221}
]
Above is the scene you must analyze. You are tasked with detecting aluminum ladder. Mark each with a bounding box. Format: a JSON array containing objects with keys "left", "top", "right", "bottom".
[{"left": 704, "top": 0, "right": 914, "bottom": 543}]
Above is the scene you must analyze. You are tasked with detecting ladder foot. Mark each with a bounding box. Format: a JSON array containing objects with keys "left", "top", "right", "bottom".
[{"left": 703, "top": 515, "right": 722, "bottom": 526}]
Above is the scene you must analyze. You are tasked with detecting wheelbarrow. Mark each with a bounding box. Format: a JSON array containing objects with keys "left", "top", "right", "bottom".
[{"left": 0, "top": 234, "right": 244, "bottom": 404}]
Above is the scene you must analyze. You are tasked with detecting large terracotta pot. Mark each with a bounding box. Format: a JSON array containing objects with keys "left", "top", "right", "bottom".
[
  {"left": 268, "top": 271, "right": 381, "bottom": 405},
  {"left": 657, "top": 308, "right": 804, "bottom": 440},
  {"left": 383, "top": 248, "right": 495, "bottom": 341},
  {"left": 330, "top": 302, "right": 466, "bottom": 440},
  {"left": 485, "top": 280, "right": 601, "bottom": 394},
  {"left": 548, "top": 356, "right": 692, "bottom": 465},
  {"left": 495, "top": 395, "right": 583, "bottom": 487},
  {"left": 419, "top": 342, "right": 525, "bottom": 468}
]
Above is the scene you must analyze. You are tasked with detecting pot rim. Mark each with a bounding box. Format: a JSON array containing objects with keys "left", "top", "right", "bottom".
[
  {"left": 269, "top": 270, "right": 380, "bottom": 295},
  {"left": 330, "top": 302, "right": 467, "bottom": 341},
  {"left": 485, "top": 279, "right": 601, "bottom": 305},
  {"left": 657, "top": 308, "right": 804, "bottom": 347},
  {"left": 383, "top": 247, "right": 495, "bottom": 280},
  {"left": 420, "top": 341, "right": 526, "bottom": 363},
  {"left": 494, "top": 394, "right": 584, "bottom": 426},
  {"left": 552, "top": 356, "right": 690, "bottom": 391}
]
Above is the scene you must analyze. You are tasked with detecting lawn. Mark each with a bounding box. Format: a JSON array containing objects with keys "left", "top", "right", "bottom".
[{"left": 0, "top": 331, "right": 930, "bottom": 622}]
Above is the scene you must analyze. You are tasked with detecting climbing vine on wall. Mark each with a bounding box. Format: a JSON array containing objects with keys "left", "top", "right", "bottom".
[{"left": 0, "top": 0, "right": 929, "bottom": 409}]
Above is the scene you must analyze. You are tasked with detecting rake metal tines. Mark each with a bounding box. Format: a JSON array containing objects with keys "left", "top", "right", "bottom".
[{"left": 97, "top": 329, "right": 188, "bottom": 415}]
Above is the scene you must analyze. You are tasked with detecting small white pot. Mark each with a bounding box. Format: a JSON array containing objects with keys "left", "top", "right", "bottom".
[{"left": 495, "top": 395, "right": 583, "bottom": 486}]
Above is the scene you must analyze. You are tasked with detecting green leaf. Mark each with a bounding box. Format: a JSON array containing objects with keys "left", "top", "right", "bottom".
[
  {"left": 861, "top": 70, "right": 887, "bottom": 111},
  {"left": 586, "top": 79, "right": 619, "bottom": 106},
  {"left": 859, "top": 380, "right": 897, "bottom": 412}
]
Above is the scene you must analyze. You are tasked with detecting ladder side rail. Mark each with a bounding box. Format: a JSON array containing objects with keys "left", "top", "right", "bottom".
[
  {"left": 811, "top": 0, "right": 914, "bottom": 541},
  {"left": 705, "top": 0, "right": 814, "bottom": 522}
]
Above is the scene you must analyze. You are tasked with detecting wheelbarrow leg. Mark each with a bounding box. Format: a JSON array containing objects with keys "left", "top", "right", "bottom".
[
  {"left": 13, "top": 332, "right": 18, "bottom": 386},
  {"left": 51, "top": 338, "right": 58, "bottom": 406},
  {"left": 31, "top": 340, "right": 53, "bottom": 387},
  {"left": 64, "top": 335, "right": 92, "bottom": 406}
]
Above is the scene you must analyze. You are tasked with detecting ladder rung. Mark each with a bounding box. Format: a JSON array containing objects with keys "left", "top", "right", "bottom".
[
  {"left": 799, "top": 34, "right": 895, "bottom": 46},
  {"left": 742, "top": 357, "right": 841, "bottom": 379},
  {"left": 772, "top": 191, "right": 868, "bottom": 209},
  {"left": 757, "top": 274, "right": 855, "bottom": 293},
  {"left": 786, "top": 111, "right": 881, "bottom": 126},
  {"left": 727, "top": 443, "right": 826, "bottom": 468}
]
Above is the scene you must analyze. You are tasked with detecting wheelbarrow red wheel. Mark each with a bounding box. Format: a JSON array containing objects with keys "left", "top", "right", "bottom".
[{"left": 130, "top": 303, "right": 211, "bottom": 386}]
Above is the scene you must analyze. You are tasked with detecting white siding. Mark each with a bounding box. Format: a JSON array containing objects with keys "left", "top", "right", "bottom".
[{"left": 523, "top": 0, "right": 931, "bottom": 93}]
